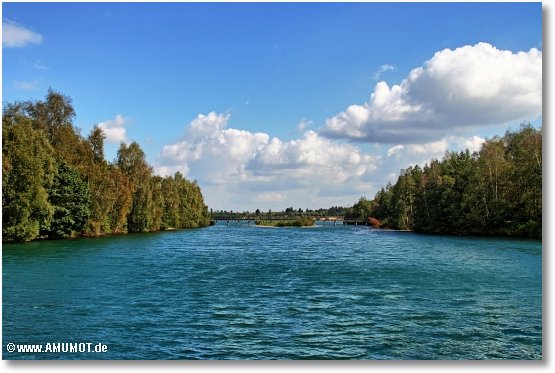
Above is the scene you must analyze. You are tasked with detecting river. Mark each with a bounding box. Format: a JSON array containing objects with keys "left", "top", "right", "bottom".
[{"left": 2, "top": 224, "right": 542, "bottom": 359}]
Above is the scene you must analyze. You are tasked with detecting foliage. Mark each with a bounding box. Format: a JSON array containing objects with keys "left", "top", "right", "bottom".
[
  {"left": 345, "top": 197, "right": 374, "bottom": 221},
  {"left": 212, "top": 206, "right": 348, "bottom": 221},
  {"left": 2, "top": 90, "right": 210, "bottom": 242},
  {"left": 44, "top": 162, "right": 91, "bottom": 239},
  {"left": 117, "top": 141, "right": 154, "bottom": 232},
  {"left": 276, "top": 217, "right": 314, "bottom": 227},
  {"left": 2, "top": 113, "right": 56, "bottom": 241},
  {"left": 256, "top": 217, "right": 315, "bottom": 227},
  {"left": 360, "top": 123, "right": 542, "bottom": 238}
]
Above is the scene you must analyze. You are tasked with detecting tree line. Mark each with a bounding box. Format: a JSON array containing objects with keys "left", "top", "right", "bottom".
[
  {"left": 346, "top": 124, "right": 542, "bottom": 238},
  {"left": 2, "top": 90, "right": 210, "bottom": 242},
  {"left": 211, "top": 206, "right": 348, "bottom": 220}
]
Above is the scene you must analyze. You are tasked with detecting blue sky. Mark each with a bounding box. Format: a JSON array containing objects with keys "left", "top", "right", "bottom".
[{"left": 2, "top": 2, "right": 543, "bottom": 211}]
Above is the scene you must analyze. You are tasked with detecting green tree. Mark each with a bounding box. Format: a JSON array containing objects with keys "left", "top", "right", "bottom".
[
  {"left": 149, "top": 176, "right": 165, "bottom": 231},
  {"left": 476, "top": 139, "right": 513, "bottom": 232},
  {"left": 389, "top": 168, "right": 418, "bottom": 230},
  {"left": 106, "top": 166, "right": 133, "bottom": 233},
  {"left": 2, "top": 90, "right": 211, "bottom": 241},
  {"left": 45, "top": 162, "right": 91, "bottom": 239},
  {"left": 88, "top": 125, "right": 105, "bottom": 164},
  {"left": 161, "top": 175, "right": 180, "bottom": 229},
  {"left": 174, "top": 173, "right": 209, "bottom": 228},
  {"left": 23, "top": 89, "right": 92, "bottom": 169},
  {"left": 346, "top": 196, "right": 373, "bottom": 221},
  {"left": 117, "top": 142, "right": 153, "bottom": 232},
  {"left": 504, "top": 123, "right": 542, "bottom": 237},
  {"left": 2, "top": 114, "right": 56, "bottom": 241},
  {"left": 366, "top": 124, "right": 541, "bottom": 238},
  {"left": 24, "top": 88, "right": 76, "bottom": 145}
]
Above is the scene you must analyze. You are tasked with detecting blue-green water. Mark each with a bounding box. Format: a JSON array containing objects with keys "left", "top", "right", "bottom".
[{"left": 2, "top": 224, "right": 542, "bottom": 359}]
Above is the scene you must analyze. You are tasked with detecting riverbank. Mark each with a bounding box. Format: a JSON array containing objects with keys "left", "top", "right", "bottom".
[{"left": 1, "top": 223, "right": 211, "bottom": 244}]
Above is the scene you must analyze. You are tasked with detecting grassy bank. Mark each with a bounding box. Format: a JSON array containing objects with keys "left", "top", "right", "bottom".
[{"left": 255, "top": 217, "right": 315, "bottom": 227}]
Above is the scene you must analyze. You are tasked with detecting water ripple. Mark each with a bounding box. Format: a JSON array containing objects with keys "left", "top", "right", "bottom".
[{"left": 3, "top": 225, "right": 542, "bottom": 359}]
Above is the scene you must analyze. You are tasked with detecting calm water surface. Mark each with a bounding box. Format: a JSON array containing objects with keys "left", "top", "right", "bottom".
[{"left": 2, "top": 224, "right": 542, "bottom": 359}]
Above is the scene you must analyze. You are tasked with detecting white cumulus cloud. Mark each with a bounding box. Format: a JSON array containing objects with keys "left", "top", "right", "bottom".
[
  {"left": 156, "top": 112, "right": 380, "bottom": 210},
  {"left": 321, "top": 43, "right": 542, "bottom": 143},
  {"left": 97, "top": 114, "right": 129, "bottom": 144},
  {"left": 156, "top": 112, "right": 496, "bottom": 210},
  {"left": 451, "top": 135, "right": 486, "bottom": 154},
  {"left": 2, "top": 19, "right": 43, "bottom": 48},
  {"left": 159, "top": 112, "right": 269, "bottom": 184}
]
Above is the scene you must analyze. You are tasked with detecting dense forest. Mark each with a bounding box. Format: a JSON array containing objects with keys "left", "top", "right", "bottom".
[
  {"left": 2, "top": 90, "right": 210, "bottom": 242},
  {"left": 347, "top": 124, "right": 542, "bottom": 238}
]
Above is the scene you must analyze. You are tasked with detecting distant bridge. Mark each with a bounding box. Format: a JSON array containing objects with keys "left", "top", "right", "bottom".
[{"left": 211, "top": 216, "right": 369, "bottom": 226}]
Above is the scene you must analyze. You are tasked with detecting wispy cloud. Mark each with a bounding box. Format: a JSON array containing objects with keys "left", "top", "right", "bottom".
[
  {"left": 33, "top": 61, "right": 48, "bottom": 70},
  {"left": 253, "top": 192, "right": 287, "bottom": 203},
  {"left": 14, "top": 80, "right": 39, "bottom": 91},
  {"left": 372, "top": 64, "right": 396, "bottom": 80},
  {"left": 296, "top": 118, "right": 313, "bottom": 133},
  {"left": 2, "top": 19, "right": 43, "bottom": 48}
]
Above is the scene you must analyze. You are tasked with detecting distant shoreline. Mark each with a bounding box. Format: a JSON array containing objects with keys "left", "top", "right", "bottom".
[{"left": 253, "top": 224, "right": 316, "bottom": 229}]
